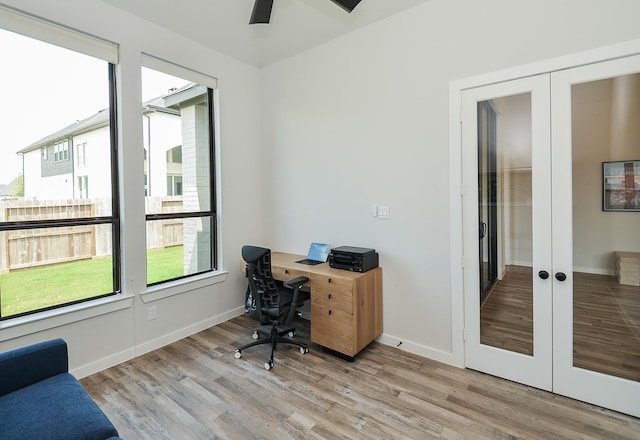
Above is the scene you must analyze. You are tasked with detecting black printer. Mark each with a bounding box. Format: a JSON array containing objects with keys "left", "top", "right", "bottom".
[{"left": 329, "top": 246, "right": 379, "bottom": 272}]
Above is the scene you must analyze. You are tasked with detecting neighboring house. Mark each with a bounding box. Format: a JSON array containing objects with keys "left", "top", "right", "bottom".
[
  {"left": 11, "top": 83, "right": 208, "bottom": 265},
  {"left": 16, "top": 85, "right": 201, "bottom": 201}
]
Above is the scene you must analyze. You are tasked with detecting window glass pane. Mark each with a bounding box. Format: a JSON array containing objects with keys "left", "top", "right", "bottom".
[
  {"left": 0, "top": 29, "right": 112, "bottom": 214},
  {"left": 0, "top": 28, "right": 117, "bottom": 319},
  {"left": 146, "top": 216, "right": 213, "bottom": 285},
  {"left": 0, "top": 225, "right": 114, "bottom": 318},
  {"left": 142, "top": 67, "right": 211, "bottom": 215}
]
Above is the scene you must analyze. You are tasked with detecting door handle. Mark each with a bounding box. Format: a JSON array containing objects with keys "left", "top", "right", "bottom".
[
  {"left": 479, "top": 222, "right": 487, "bottom": 239},
  {"left": 538, "top": 270, "right": 549, "bottom": 279},
  {"left": 555, "top": 272, "right": 567, "bottom": 281}
]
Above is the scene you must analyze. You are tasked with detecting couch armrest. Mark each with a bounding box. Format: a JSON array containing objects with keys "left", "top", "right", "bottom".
[{"left": 0, "top": 338, "right": 68, "bottom": 397}]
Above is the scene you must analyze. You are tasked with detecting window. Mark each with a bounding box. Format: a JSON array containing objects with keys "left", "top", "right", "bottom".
[
  {"left": 167, "top": 175, "right": 183, "bottom": 196},
  {"left": 0, "top": 24, "right": 119, "bottom": 320},
  {"left": 166, "top": 145, "right": 182, "bottom": 164},
  {"left": 76, "top": 142, "right": 87, "bottom": 167},
  {"left": 77, "top": 175, "right": 89, "bottom": 198},
  {"left": 54, "top": 139, "right": 70, "bottom": 162},
  {"left": 142, "top": 61, "right": 217, "bottom": 286}
]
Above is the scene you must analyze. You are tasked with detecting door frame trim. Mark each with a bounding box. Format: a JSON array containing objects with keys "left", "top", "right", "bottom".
[{"left": 448, "top": 38, "right": 640, "bottom": 368}]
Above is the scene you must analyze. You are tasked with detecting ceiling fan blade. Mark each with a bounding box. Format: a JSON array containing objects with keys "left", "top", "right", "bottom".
[
  {"left": 329, "top": 0, "right": 362, "bottom": 13},
  {"left": 250, "top": 0, "right": 274, "bottom": 24}
]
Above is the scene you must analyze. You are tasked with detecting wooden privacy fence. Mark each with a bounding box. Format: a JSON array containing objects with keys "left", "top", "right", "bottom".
[
  {"left": 3, "top": 200, "right": 96, "bottom": 270},
  {"left": 1, "top": 197, "right": 184, "bottom": 271},
  {"left": 146, "top": 198, "right": 184, "bottom": 249},
  {"left": 7, "top": 226, "right": 95, "bottom": 270}
]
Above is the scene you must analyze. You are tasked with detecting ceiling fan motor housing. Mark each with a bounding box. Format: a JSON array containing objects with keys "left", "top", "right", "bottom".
[{"left": 250, "top": 0, "right": 362, "bottom": 24}]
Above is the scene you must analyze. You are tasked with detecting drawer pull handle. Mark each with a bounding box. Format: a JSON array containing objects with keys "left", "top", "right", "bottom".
[
  {"left": 285, "top": 269, "right": 289, "bottom": 274},
  {"left": 328, "top": 278, "right": 332, "bottom": 284},
  {"left": 328, "top": 310, "right": 332, "bottom": 316},
  {"left": 328, "top": 294, "right": 332, "bottom": 299}
]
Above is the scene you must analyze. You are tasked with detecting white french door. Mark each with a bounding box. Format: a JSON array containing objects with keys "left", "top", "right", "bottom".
[
  {"left": 462, "top": 74, "right": 553, "bottom": 391},
  {"left": 462, "top": 54, "right": 640, "bottom": 417},
  {"left": 551, "top": 54, "right": 640, "bottom": 417}
]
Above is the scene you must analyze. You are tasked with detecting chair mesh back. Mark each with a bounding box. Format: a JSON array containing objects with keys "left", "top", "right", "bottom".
[{"left": 246, "top": 250, "right": 280, "bottom": 320}]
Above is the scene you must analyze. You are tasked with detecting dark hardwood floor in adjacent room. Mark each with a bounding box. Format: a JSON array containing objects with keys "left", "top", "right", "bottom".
[
  {"left": 480, "top": 265, "right": 534, "bottom": 355},
  {"left": 480, "top": 266, "right": 640, "bottom": 382},
  {"left": 81, "top": 314, "right": 640, "bottom": 439}
]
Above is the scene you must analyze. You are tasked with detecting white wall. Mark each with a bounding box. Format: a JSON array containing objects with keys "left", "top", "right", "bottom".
[
  {"left": 145, "top": 112, "right": 182, "bottom": 197},
  {"left": 572, "top": 76, "right": 640, "bottom": 274},
  {"left": 74, "top": 126, "right": 111, "bottom": 198},
  {"left": 0, "top": 0, "right": 262, "bottom": 376},
  {"left": 2, "top": 0, "right": 640, "bottom": 375},
  {"left": 23, "top": 150, "right": 73, "bottom": 199},
  {"left": 261, "top": 0, "right": 640, "bottom": 364}
]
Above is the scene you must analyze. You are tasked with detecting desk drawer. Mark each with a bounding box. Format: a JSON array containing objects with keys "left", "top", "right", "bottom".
[
  {"left": 308, "top": 274, "right": 352, "bottom": 295},
  {"left": 271, "top": 266, "right": 308, "bottom": 283},
  {"left": 311, "top": 304, "right": 355, "bottom": 356},
  {"left": 311, "top": 287, "right": 352, "bottom": 314}
]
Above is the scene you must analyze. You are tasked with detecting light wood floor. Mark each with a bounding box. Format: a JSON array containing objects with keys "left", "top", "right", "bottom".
[
  {"left": 481, "top": 266, "right": 640, "bottom": 382},
  {"left": 81, "top": 314, "right": 640, "bottom": 439}
]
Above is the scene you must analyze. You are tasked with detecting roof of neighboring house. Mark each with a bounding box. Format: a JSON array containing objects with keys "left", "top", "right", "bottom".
[
  {"left": 18, "top": 108, "right": 111, "bottom": 154},
  {"left": 17, "top": 83, "right": 199, "bottom": 155}
]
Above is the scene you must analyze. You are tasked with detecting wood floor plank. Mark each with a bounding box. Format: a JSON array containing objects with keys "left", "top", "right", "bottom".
[
  {"left": 81, "top": 314, "right": 640, "bottom": 439},
  {"left": 481, "top": 266, "right": 640, "bottom": 382}
]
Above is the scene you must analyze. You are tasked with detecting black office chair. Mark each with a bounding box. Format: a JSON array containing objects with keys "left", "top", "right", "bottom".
[{"left": 234, "top": 245, "right": 310, "bottom": 370}]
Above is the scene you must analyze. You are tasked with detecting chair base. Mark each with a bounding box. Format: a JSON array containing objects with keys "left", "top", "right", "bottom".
[{"left": 235, "top": 323, "right": 308, "bottom": 370}]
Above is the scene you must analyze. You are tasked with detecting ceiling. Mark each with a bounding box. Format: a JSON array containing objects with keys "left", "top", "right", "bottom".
[{"left": 99, "top": 0, "right": 431, "bottom": 67}]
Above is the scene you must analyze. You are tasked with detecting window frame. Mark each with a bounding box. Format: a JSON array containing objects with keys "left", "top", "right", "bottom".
[
  {"left": 54, "top": 139, "right": 70, "bottom": 162},
  {"left": 76, "top": 142, "right": 87, "bottom": 167},
  {"left": 145, "top": 86, "right": 218, "bottom": 286},
  {"left": 0, "top": 63, "right": 120, "bottom": 320}
]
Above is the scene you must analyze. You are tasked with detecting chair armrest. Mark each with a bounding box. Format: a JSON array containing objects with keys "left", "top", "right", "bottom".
[
  {"left": 0, "top": 338, "right": 68, "bottom": 397},
  {"left": 284, "top": 276, "right": 309, "bottom": 289},
  {"left": 283, "top": 276, "right": 309, "bottom": 323}
]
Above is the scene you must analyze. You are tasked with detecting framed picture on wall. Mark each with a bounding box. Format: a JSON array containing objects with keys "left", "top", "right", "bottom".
[{"left": 602, "top": 160, "right": 640, "bottom": 212}]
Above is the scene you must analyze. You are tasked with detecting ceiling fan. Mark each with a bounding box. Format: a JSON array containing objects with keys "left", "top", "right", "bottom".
[{"left": 250, "top": 0, "right": 362, "bottom": 24}]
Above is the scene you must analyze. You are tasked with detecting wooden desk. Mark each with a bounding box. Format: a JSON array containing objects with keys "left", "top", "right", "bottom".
[{"left": 257, "top": 252, "right": 383, "bottom": 359}]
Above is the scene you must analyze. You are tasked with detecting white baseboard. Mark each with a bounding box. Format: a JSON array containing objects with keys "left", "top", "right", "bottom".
[
  {"left": 574, "top": 266, "right": 614, "bottom": 276},
  {"left": 72, "top": 347, "right": 136, "bottom": 379},
  {"left": 72, "top": 306, "right": 245, "bottom": 379},
  {"left": 134, "top": 306, "right": 245, "bottom": 357},
  {"left": 376, "top": 333, "right": 463, "bottom": 368}
]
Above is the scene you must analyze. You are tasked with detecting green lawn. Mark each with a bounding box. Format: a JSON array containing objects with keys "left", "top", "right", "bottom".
[
  {"left": 0, "top": 246, "right": 183, "bottom": 318},
  {"left": 147, "top": 245, "right": 185, "bottom": 284}
]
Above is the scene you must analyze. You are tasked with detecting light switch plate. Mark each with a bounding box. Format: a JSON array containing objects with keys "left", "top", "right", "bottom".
[{"left": 377, "top": 205, "right": 390, "bottom": 219}]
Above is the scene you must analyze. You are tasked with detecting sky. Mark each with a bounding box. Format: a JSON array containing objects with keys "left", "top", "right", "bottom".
[{"left": 0, "top": 28, "right": 189, "bottom": 186}]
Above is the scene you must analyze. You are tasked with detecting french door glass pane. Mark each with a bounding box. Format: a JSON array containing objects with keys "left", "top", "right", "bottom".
[
  {"left": 571, "top": 74, "right": 640, "bottom": 382},
  {"left": 479, "top": 93, "right": 535, "bottom": 356}
]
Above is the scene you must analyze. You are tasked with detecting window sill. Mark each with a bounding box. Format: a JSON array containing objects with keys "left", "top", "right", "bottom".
[
  {"left": 141, "top": 270, "right": 228, "bottom": 303},
  {"left": 0, "top": 293, "right": 134, "bottom": 342},
  {"left": 0, "top": 271, "right": 229, "bottom": 342}
]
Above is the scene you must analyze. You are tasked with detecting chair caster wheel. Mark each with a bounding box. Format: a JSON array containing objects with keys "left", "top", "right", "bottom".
[
  {"left": 288, "top": 331, "right": 295, "bottom": 338},
  {"left": 299, "top": 347, "right": 309, "bottom": 355},
  {"left": 264, "top": 361, "right": 273, "bottom": 371},
  {"left": 252, "top": 331, "right": 259, "bottom": 340},
  {"left": 234, "top": 350, "right": 242, "bottom": 359}
]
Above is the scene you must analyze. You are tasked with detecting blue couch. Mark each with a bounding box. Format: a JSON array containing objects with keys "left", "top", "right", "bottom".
[{"left": 0, "top": 338, "right": 121, "bottom": 440}]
